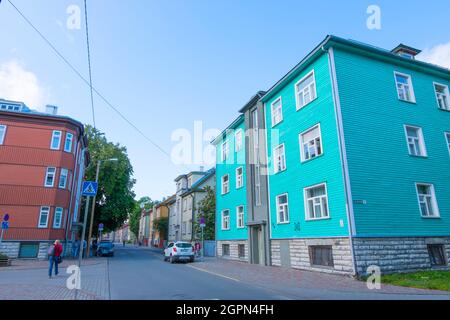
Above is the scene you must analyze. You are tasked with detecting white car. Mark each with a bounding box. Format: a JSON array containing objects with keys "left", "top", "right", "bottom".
[{"left": 164, "top": 241, "right": 195, "bottom": 263}]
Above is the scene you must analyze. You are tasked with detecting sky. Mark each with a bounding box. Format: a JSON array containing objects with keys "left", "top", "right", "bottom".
[{"left": 1, "top": 0, "right": 449, "bottom": 201}]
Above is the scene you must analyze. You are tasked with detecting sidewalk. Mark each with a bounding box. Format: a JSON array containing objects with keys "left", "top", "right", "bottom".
[
  {"left": 0, "top": 258, "right": 110, "bottom": 300},
  {"left": 191, "top": 258, "right": 450, "bottom": 299}
]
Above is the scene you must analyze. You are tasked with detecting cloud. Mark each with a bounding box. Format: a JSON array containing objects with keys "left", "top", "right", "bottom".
[
  {"left": 0, "top": 60, "right": 48, "bottom": 110},
  {"left": 418, "top": 42, "right": 450, "bottom": 69}
]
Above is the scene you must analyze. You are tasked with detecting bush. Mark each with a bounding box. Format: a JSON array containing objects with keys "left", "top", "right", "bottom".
[{"left": 0, "top": 253, "right": 8, "bottom": 260}]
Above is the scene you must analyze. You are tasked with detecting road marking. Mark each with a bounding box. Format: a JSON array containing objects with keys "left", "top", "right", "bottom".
[{"left": 187, "top": 265, "right": 240, "bottom": 282}]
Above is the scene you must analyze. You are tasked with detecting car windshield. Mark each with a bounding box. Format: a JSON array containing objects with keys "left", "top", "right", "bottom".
[
  {"left": 176, "top": 243, "right": 192, "bottom": 248},
  {"left": 100, "top": 242, "right": 113, "bottom": 248}
]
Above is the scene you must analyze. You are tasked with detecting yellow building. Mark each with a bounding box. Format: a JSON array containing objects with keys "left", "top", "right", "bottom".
[{"left": 152, "top": 195, "right": 176, "bottom": 248}]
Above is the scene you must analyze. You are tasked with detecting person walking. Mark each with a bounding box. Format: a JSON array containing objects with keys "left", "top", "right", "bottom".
[{"left": 48, "top": 240, "right": 63, "bottom": 278}]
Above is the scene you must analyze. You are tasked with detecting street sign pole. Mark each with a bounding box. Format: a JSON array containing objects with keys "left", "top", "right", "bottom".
[
  {"left": 86, "top": 161, "right": 101, "bottom": 258},
  {"left": 0, "top": 228, "right": 4, "bottom": 246},
  {"left": 75, "top": 195, "right": 90, "bottom": 301},
  {"left": 201, "top": 225, "right": 204, "bottom": 262}
]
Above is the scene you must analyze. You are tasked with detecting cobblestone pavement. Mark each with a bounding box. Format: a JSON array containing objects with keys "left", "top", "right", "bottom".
[
  {"left": 191, "top": 258, "right": 450, "bottom": 299},
  {"left": 0, "top": 258, "right": 110, "bottom": 300}
]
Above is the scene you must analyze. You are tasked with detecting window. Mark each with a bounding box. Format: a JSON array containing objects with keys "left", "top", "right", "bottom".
[
  {"left": 50, "top": 130, "right": 62, "bottom": 150},
  {"left": 64, "top": 132, "right": 74, "bottom": 152},
  {"left": 0, "top": 125, "right": 6, "bottom": 145},
  {"left": 183, "top": 198, "right": 187, "bottom": 212},
  {"left": 394, "top": 72, "right": 415, "bottom": 103},
  {"left": 38, "top": 207, "right": 50, "bottom": 228},
  {"left": 434, "top": 83, "right": 450, "bottom": 111},
  {"left": 273, "top": 144, "right": 286, "bottom": 174},
  {"left": 222, "top": 244, "right": 230, "bottom": 257},
  {"left": 59, "top": 168, "right": 69, "bottom": 189},
  {"left": 446, "top": 133, "right": 450, "bottom": 155},
  {"left": 295, "top": 71, "right": 317, "bottom": 110},
  {"left": 236, "top": 167, "right": 244, "bottom": 189},
  {"left": 427, "top": 244, "right": 447, "bottom": 266},
  {"left": 182, "top": 222, "right": 187, "bottom": 234},
  {"left": 221, "top": 174, "right": 230, "bottom": 194},
  {"left": 271, "top": 97, "right": 283, "bottom": 126},
  {"left": 300, "top": 124, "right": 323, "bottom": 162},
  {"left": 305, "top": 183, "right": 329, "bottom": 220},
  {"left": 404, "top": 125, "right": 427, "bottom": 156},
  {"left": 416, "top": 183, "right": 440, "bottom": 218},
  {"left": 235, "top": 130, "right": 243, "bottom": 152},
  {"left": 309, "top": 246, "right": 334, "bottom": 267},
  {"left": 238, "top": 244, "right": 245, "bottom": 259},
  {"left": 276, "top": 194, "right": 289, "bottom": 224},
  {"left": 45, "top": 167, "right": 56, "bottom": 187},
  {"left": 236, "top": 206, "right": 244, "bottom": 228},
  {"left": 221, "top": 210, "right": 230, "bottom": 230},
  {"left": 53, "top": 207, "right": 63, "bottom": 229},
  {"left": 222, "top": 141, "right": 230, "bottom": 162}
]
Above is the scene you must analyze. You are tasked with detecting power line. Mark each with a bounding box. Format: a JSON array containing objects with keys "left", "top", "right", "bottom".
[
  {"left": 83, "top": 0, "right": 96, "bottom": 128},
  {"left": 6, "top": 0, "right": 173, "bottom": 160}
]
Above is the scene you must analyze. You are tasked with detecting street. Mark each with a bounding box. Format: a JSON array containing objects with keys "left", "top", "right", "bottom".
[{"left": 1, "top": 246, "right": 449, "bottom": 300}]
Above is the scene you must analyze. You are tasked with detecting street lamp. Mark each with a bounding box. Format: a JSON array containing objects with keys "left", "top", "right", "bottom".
[{"left": 86, "top": 158, "right": 118, "bottom": 257}]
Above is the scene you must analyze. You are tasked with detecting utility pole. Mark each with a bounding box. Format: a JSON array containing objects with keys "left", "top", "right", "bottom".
[{"left": 86, "top": 160, "right": 100, "bottom": 258}]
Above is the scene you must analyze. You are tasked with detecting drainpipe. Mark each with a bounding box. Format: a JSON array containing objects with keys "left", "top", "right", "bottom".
[{"left": 325, "top": 46, "right": 358, "bottom": 277}]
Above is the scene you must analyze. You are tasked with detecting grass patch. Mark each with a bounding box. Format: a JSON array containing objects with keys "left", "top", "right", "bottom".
[{"left": 380, "top": 270, "right": 450, "bottom": 291}]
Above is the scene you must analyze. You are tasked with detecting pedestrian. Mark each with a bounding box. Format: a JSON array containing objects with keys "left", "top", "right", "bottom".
[
  {"left": 72, "top": 239, "right": 80, "bottom": 259},
  {"left": 82, "top": 239, "right": 87, "bottom": 257},
  {"left": 48, "top": 240, "right": 63, "bottom": 278},
  {"left": 123, "top": 240, "right": 126, "bottom": 247}
]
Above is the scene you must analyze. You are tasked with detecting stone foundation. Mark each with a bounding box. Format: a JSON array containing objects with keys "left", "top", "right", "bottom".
[
  {"left": 271, "top": 237, "right": 354, "bottom": 275},
  {"left": 353, "top": 237, "right": 450, "bottom": 275},
  {"left": 0, "top": 242, "right": 20, "bottom": 258},
  {"left": 0, "top": 241, "right": 72, "bottom": 260},
  {"left": 217, "top": 240, "right": 248, "bottom": 262}
]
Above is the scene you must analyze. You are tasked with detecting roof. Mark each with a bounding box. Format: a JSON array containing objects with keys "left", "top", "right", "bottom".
[
  {"left": 211, "top": 114, "right": 245, "bottom": 145},
  {"left": 261, "top": 35, "right": 450, "bottom": 103},
  {"left": 180, "top": 167, "right": 215, "bottom": 197},
  {"left": 238, "top": 91, "right": 266, "bottom": 113},
  {"left": 154, "top": 194, "right": 176, "bottom": 208}
]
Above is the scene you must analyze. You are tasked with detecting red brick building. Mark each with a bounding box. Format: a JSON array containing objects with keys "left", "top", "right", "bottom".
[{"left": 0, "top": 99, "right": 89, "bottom": 259}]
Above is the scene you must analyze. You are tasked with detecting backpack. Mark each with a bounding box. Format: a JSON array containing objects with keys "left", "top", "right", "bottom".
[{"left": 48, "top": 245, "right": 55, "bottom": 256}]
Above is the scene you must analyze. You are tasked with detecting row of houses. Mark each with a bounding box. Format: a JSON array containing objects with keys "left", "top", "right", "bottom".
[{"left": 211, "top": 36, "right": 450, "bottom": 276}]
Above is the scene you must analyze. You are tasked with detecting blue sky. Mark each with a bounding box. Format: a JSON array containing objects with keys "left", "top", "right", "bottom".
[{"left": 1, "top": 0, "right": 449, "bottom": 200}]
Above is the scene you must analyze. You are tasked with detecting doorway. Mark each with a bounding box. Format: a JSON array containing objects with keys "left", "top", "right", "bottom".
[{"left": 251, "top": 225, "right": 265, "bottom": 265}]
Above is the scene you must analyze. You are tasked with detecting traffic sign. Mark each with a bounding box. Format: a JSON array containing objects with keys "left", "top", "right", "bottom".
[
  {"left": 199, "top": 217, "right": 206, "bottom": 228},
  {"left": 98, "top": 223, "right": 104, "bottom": 231},
  {"left": 82, "top": 181, "right": 98, "bottom": 197},
  {"left": 3, "top": 214, "right": 9, "bottom": 222},
  {"left": 1, "top": 221, "right": 9, "bottom": 230}
]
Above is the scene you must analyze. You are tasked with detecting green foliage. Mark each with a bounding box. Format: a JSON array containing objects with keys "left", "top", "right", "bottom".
[
  {"left": 84, "top": 125, "right": 136, "bottom": 235},
  {"left": 154, "top": 217, "right": 169, "bottom": 236},
  {"left": 380, "top": 270, "right": 450, "bottom": 291},
  {"left": 129, "top": 197, "right": 153, "bottom": 238},
  {"left": 193, "top": 186, "right": 216, "bottom": 240}
]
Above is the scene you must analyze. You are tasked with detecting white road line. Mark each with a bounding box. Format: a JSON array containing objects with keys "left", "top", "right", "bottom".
[{"left": 187, "top": 265, "right": 240, "bottom": 282}]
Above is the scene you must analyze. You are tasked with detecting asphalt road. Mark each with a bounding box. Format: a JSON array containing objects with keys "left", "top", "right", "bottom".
[{"left": 108, "top": 246, "right": 284, "bottom": 300}]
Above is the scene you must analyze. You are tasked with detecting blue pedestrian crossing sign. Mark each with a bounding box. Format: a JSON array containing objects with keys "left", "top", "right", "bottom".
[{"left": 82, "top": 181, "right": 98, "bottom": 197}]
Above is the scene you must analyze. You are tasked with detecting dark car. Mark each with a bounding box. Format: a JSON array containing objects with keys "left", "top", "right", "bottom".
[{"left": 97, "top": 241, "right": 115, "bottom": 257}]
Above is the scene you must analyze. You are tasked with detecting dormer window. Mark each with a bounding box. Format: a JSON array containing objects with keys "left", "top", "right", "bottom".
[{"left": 391, "top": 44, "right": 421, "bottom": 60}]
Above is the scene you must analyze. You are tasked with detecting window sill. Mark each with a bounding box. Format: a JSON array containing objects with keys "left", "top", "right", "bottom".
[
  {"left": 272, "top": 119, "right": 284, "bottom": 128},
  {"left": 421, "top": 216, "right": 441, "bottom": 219},
  {"left": 301, "top": 153, "right": 324, "bottom": 164},
  {"left": 305, "top": 217, "right": 331, "bottom": 222},
  {"left": 296, "top": 97, "right": 318, "bottom": 112},
  {"left": 398, "top": 98, "right": 416, "bottom": 105},
  {"left": 438, "top": 107, "right": 450, "bottom": 113},
  {"left": 408, "top": 154, "right": 428, "bottom": 159},
  {"left": 277, "top": 221, "right": 290, "bottom": 225},
  {"left": 274, "top": 169, "right": 287, "bottom": 175}
]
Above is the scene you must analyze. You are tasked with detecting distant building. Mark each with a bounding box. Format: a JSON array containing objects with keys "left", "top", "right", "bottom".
[
  {"left": 0, "top": 99, "right": 89, "bottom": 259},
  {"left": 153, "top": 195, "right": 175, "bottom": 248}
]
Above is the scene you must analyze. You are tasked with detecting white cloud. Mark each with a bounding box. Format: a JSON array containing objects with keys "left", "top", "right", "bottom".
[
  {"left": 418, "top": 42, "right": 450, "bottom": 69},
  {"left": 0, "top": 60, "right": 49, "bottom": 110}
]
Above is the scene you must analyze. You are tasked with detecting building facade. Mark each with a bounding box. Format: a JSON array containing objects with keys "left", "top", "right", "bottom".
[
  {"left": 153, "top": 195, "right": 175, "bottom": 248},
  {"left": 0, "top": 100, "right": 89, "bottom": 259},
  {"left": 214, "top": 36, "right": 450, "bottom": 275}
]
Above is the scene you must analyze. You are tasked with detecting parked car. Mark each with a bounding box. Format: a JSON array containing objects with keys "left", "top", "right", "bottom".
[
  {"left": 97, "top": 241, "right": 115, "bottom": 257},
  {"left": 164, "top": 241, "right": 194, "bottom": 263}
]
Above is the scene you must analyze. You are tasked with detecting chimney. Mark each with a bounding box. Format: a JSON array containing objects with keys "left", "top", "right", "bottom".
[
  {"left": 45, "top": 105, "right": 58, "bottom": 115},
  {"left": 391, "top": 44, "right": 421, "bottom": 60}
]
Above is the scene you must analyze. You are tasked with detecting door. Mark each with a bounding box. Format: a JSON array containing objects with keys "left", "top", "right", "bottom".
[
  {"left": 251, "top": 226, "right": 265, "bottom": 265},
  {"left": 257, "top": 227, "right": 264, "bottom": 265}
]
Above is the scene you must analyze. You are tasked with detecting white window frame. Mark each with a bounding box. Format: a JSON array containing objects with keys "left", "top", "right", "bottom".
[
  {"left": 271, "top": 97, "right": 283, "bottom": 127},
  {"left": 304, "top": 183, "right": 330, "bottom": 221},
  {"left": 276, "top": 193, "right": 290, "bottom": 224},
  {"left": 404, "top": 125, "right": 427, "bottom": 157},
  {"left": 236, "top": 167, "right": 244, "bottom": 189},
  {"left": 221, "top": 174, "right": 230, "bottom": 195},
  {"left": 53, "top": 207, "right": 64, "bottom": 229},
  {"left": 236, "top": 206, "right": 245, "bottom": 229},
  {"left": 434, "top": 82, "right": 450, "bottom": 111},
  {"left": 0, "top": 125, "right": 7, "bottom": 145},
  {"left": 38, "top": 206, "right": 50, "bottom": 228},
  {"left": 222, "top": 140, "right": 230, "bottom": 162},
  {"left": 45, "top": 167, "right": 57, "bottom": 187},
  {"left": 415, "top": 183, "right": 440, "bottom": 218},
  {"left": 394, "top": 72, "right": 416, "bottom": 103},
  {"left": 50, "top": 130, "right": 62, "bottom": 150},
  {"left": 446, "top": 132, "right": 450, "bottom": 155},
  {"left": 221, "top": 210, "right": 230, "bottom": 230},
  {"left": 64, "top": 132, "right": 74, "bottom": 153},
  {"left": 295, "top": 70, "right": 317, "bottom": 110},
  {"left": 273, "top": 143, "right": 286, "bottom": 174},
  {"left": 59, "top": 168, "right": 69, "bottom": 189},
  {"left": 235, "top": 129, "right": 243, "bottom": 152},
  {"left": 299, "top": 124, "right": 323, "bottom": 162}
]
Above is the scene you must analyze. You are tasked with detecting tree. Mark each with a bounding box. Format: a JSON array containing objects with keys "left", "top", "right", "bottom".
[
  {"left": 193, "top": 186, "right": 216, "bottom": 240},
  {"left": 153, "top": 217, "right": 168, "bottom": 241},
  {"left": 83, "top": 125, "right": 136, "bottom": 235},
  {"left": 129, "top": 197, "right": 153, "bottom": 239}
]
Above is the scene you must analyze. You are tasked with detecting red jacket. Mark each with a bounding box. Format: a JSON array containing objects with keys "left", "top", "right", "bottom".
[{"left": 54, "top": 243, "right": 63, "bottom": 257}]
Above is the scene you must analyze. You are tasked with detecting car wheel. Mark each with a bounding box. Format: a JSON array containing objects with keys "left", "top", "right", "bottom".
[{"left": 190, "top": 257, "right": 195, "bottom": 263}]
